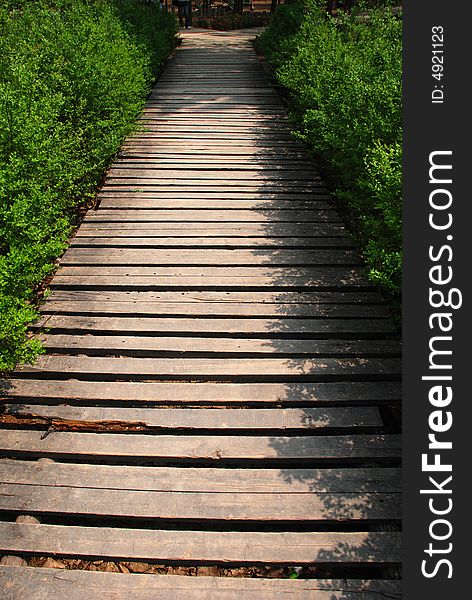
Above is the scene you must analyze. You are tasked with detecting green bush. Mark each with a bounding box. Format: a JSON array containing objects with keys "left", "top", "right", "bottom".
[
  {"left": 0, "top": 0, "right": 177, "bottom": 371},
  {"left": 257, "top": 1, "right": 402, "bottom": 300}
]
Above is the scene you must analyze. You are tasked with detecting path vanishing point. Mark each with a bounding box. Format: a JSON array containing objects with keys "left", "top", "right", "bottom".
[{"left": 0, "top": 30, "right": 401, "bottom": 598}]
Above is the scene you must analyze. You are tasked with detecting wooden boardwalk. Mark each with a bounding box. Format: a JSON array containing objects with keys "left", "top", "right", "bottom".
[{"left": 0, "top": 30, "right": 401, "bottom": 598}]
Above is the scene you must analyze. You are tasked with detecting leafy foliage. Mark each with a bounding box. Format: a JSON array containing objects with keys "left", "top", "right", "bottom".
[
  {"left": 257, "top": 1, "right": 402, "bottom": 302},
  {"left": 0, "top": 0, "right": 177, "bottom": 371}
]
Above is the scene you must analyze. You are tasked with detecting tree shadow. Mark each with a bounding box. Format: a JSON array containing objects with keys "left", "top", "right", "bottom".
[{"left": 122, "top": 31, "right": 403, "bottom": 591}]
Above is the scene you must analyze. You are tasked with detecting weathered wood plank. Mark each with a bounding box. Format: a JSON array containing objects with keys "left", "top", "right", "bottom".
[
  {"left": 0, "top": 431, "right": 401, "bottom": 461},
  {"left": 103, "top": 182, "right": 323, "bottom": 192},
  {"left": 76, "top": 223, "right": 346, "bottom": 235},
  {"left": 0, "top": 483, "right": 400, "bottom": 521},
  {"left": 71, "top": 236, "right": 354, "bottom": 248},
  {"left": 127, "top": 130, "right": 301, "bottom": 142},
  {"left": 33, "top": 315, "right": 395, "bottom": 335},
  {"left": 0, "top": 523, "right": 401, "bottom": 564},
  {"left": 84, "top": 209, "right": 340, "bottom": 223},
  {"left": 107, "top": 169, "right": 321, "bottom": 181},
  {"left": 120, "top": 145, "right": 306, "bottom": 155},
  {"left": 41, "top": 301, "right": 387, "bottom": 317},
  {"left": 150, "top": 87, "right": 277, "bottom": 95},
  {"left": 37, "top": 332, "right": 398, "bottom": 355},
  {"left": 38, "top": 335, "right": 399, "bottom": 356},
  {"left": 101, "top": 180, "right": 325, "bottom": 188},
  {"left": 116, "top": 156, "right": 313, "bottom": 165},
  {"left": 1, "top": 405, "right": 383, "bottom": 430},
  {"left": 60, "top": 248, "right": 362, "bottom": 266},
  {"left": 0, "top": 460, "right": 401, "bottom": 493},
  {"left": 0, "top": 380, "right": 402, "bottom": 404},
  {"left": 49, "top": 277, "right": 371, "bottom": 290},
  {"left": 98, "top": 199, "right": 332, "bottom": 210},
  {"left": 145, "top": 97, "right": 281, "bottom": 105},
  {"left": 51, "top": 266, "right": 372, "bottom": 289},
  {"left": 0, "top": 568, "right": 403, "bottom": 600},
  {"left": 41, "top": 290, "right": 385, "bottom": 305},
  {"left": 96, "top": 190, "right": 329, "bottom": 199},
  {"left": 22, "top": 356, "right": 401, "bottom": 378}
]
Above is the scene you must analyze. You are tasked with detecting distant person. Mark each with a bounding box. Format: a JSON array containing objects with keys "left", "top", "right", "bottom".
[
  {"left": 326, "top": 0, "right": 354, "bottom": 14},
  {"left": 177, "top": 0, "right": 192, "bottom": 29}
]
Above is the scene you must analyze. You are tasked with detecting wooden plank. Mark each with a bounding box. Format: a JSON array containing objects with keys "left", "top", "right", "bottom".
[
  {"left": 96, "top": 190, "right": 329, "bottom": 199},
  {"left": 103, "top": 177, "right": 320, "bottom": 187},
  {"left": 136, "top": 117, "right": 290, "bottom": 123},
  {"left": 123, "top": 139, "right": 302, "bottom": 147},
  {"left": 0, "top": 431, "right": 401, "bottom": 461},
  {"left": 135, "top": 126, "right": 296, "bottom": 134},
  {"left": 146, "top": 97, "right": 280, "bottom": 104},
  {"left": 51, "top": 266, "right": 372, "bottom": 289},
  {"left": 49, "top": 277, "right": 371, "bottom": 289},
  {"left": 102, "top": 182, "right": 327, "bottom": 191},
  {"left": 22, "top": 356, "right": 401, "bottom": 378},
  {"left": 71, "top": 236, "right": 354, "bottom": 248},
  {"left": 0, "top": 380, "right": 402, "bottom": 404},
  {"left": 100, "top": 189, "right": 331, "bottom": 197},
  {"left": 115, "top": 159, "right": 314, "bottom": 167},
  {"left": 149, "top": 87, "right": 277, "bottom": 94},
  {"left": 40, "top": 300, "right": 387, "bottom": 317},
  {"left": 1, "top": 405, "right": 383, "bottom": 429},
  {"left": 155, "top": 81, "right": 275, "bottom": 87},
  {"left": 42, "top": 299, "right": 388, "bottom": 319},
  {"left": 38, "top": 335, "right": 399, "bottom": 357},
  {"left": 151, "top": 89, "right": 277, "bottom": 95},
  {"left": 32, "top": 315, "right": 395, "bottom": 335},
  {"left": 41, "top": 290, "right": 385, "bottom": 305},
  {"left": 52, "top": 266, "right": 367, "bottom": 279},
  {"left": 60, "top": 248, "right": 362, "bottom": 266},
  {"left": 0, "top": 523, "right": 401, "bottom": 564},
  {"left": 101, "top": 179, "right": 322, "bottom": 187},
  {"left": 84, "top": 210, "right": 340, "bottom": 223},
  {"left": 0, "top": 460, "right": 401, "bottom": 493},
  {"left": 138, "top": 112, "right": 290, "bottom": 119},
  {"left": 129, "top": 130, "right": 295, "bottom": 137},
  {"left": 75, "top": 223, "right": 347, "bottom": 235},
  {"left": 0, "top": 483, "right": 400, "bottom": 522},
  {"left": 98, "top": 199, "right": 332, "bottom": 210},
  {"left": 0, "top": 568, "right": 403, "bottom": 600},
  {"left": 144, "top": 100, "right": 278, "bottom": 110},
  {"left": 116, "top": 156, "right": 312, "bottom": 165},
  {"left": 107, "top": 169, "right": 321, "bottom": 181},
  {"left": 120, "top": 146, "right": 306, "bottom": 155},
  {"left": 75, "top": 222, "right": 346, "bottom": 234}
]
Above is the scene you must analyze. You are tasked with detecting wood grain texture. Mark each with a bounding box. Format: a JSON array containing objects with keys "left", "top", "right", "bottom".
[
  {"left": 0, "top": 431, "right": 401, "bottom": 461},
  {"left": 0, "top": 523, "right": 401, "bottom": 564},
  {"left": 0, "top": 483, "right": 400, "bottom": 521},
  {"left": 1, "top": 380, "right": 401, "bottom": 404},
  {"left": 0, "top": 568, "right": 402, "bottom": 600},
  {"left": 0, "top": 460, "right": 400, "bottom": 493},
  {"left": 1, "top": 405, "right": 383, "bottom": 430}
]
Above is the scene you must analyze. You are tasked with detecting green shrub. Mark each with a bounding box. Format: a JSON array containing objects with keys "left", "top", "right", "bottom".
[
  {"left": 0, "top": 0, "right": 177, "bottom": 371},
  {"left": 257, "top": 1, "right": 402, "bottom": 300}
]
